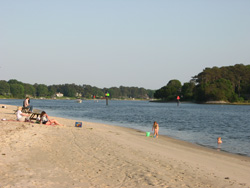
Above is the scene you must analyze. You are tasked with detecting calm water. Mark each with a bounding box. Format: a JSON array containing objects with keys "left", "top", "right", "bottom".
[{"left": 1, "top": 99, "right": 250, "bottom": 157}]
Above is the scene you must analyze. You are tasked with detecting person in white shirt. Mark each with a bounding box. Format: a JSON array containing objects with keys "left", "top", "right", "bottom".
[{"left": 16, "top": 106, "right": 30, "bottom": 121}]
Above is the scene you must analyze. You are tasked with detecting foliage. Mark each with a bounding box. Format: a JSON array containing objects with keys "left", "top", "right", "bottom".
[
  {"left": 48, "top": 85, "right": 59, "bottom": 96},
  {"left": 0, "top": 80, "right": 154, "bottom": 99},
  {"left": 193, "top": 64, "right": 250, "bottom": 102},
  {"left": 107, "top": 86, "right": 152, "bottom": 99},
  {"left": 194, "top": 79, "right": 235, "bottom": 102},
  {"left": 0, "top": 80, "right": 10, "bottom": 95},
  {"left": 154, "top": 79, "right": 181, "bottom": 100},
  {"left": 2, "top": 64, "right": 250, "bottom": 103},
  {"left": 62, "top": 84, "right": 77, "bottom": 98},
  {"left": 36, "top": 84, "right": 49, "bottom": 97},
  {"left": 23, "top": 84, "right": 36, "bottom": 96},
  {"left": 8, "top": 79, "right": 23, "bottom": 85},
  {"left": 154, "top": 64, "right": 250, "bottom": 103},
  {"left": 181, "top": 82, "right": 195, "bottom": 101},
  {"left": 10, "top": 84, "right": 24, "bottom": 98}
]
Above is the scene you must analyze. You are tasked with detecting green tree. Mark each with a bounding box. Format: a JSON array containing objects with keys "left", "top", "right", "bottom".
[
  {"left": 48, "top": 85, "right": 59, "bottom": 96},
  {"left": 166, "top": 79, "right": 182, "bottom": 100},
  {"left": 0, "top": 80, "right": 10, "bottom": 96},
  {"left": 147, "top": 90, "right": 155, "bottom": 99},
  {"left": 193, "top": 64, "right": 250, "bottom": 101},
  {"left": 130, "top": 87, "right": 139, "bottom": 98},
  {"left": 194, "top": 79, "right": 237, "bottom": 102},
  {"left": 109, "top": 87, "right": 121, "bottom": 98},
  {"left": 138, "top": 87, "right": 148, "bottom": 99},
  {"left": 8, "top": 79, "right": 23, "bottom": 85},
  {"left": 154, "top": 87, "right": 164, "bottom": 99},
  {"left": 181, "top": 82, "right": 195, "bottom": 101},
  {"left": 36, "top": 84, "right": 48, "bottom": 97},
  {"left": 82, "top": 85, "right": 96, "bottom": 98},
  {"left": 193, "top": 83, "right": 207, "bottom": 102},
  {"left": 62, "top": 84, "right": 77, "bottom": 97},
  {"left": 10, "top": 84, "right": 24, "bottom": 98},
  {"left": 23, "top": 84, "right": 36, "bottom": 96},
  {"left": 154, "top": 80, "right": 182, "bottom": 100},
  {"left": 119, "top": 86, "right": 129, "bottom": 98},
  {"left": 91, "top": 86, "right": 104, "bottom": 98}
]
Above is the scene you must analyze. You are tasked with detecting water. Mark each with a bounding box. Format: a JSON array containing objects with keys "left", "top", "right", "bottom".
[{"left": 1, "top": 99, "right": 250, "bottom": 157}]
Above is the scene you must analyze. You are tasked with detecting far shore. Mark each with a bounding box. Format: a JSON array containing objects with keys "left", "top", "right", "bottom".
[
  {"left": 149, "top": 99, "right": 250, "bottom": 105},
  {"left": 1, "top": 97, "right": 250, "bottom": 105}
]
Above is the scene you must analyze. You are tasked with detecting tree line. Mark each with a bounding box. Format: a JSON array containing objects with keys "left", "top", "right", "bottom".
[
  {"left": 154, "top": 64, "right": 250, "bottom": 103},
  {"left": 0, "top": 79, "right": 155, "bottom": 99},
  {"left": 1, "top": 64, "right": 249, "bottom": 102}
]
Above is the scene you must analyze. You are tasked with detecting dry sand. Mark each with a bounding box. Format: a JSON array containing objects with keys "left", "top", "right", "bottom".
[{"left": 1, "top": 104, "right": 250, "bottom": 188}]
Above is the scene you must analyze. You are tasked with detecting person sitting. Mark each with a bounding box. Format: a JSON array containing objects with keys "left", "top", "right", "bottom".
[
  {"left": 40, "top": 111, "right": 63, "bottom": 126},
  {"left": 16, "top": 106, "right": 30, "bottom": 122},
  {"left": 23, "top": 97, "right": 33, "bottom": 112}
]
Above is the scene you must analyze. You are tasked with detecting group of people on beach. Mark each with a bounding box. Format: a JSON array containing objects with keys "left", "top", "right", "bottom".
[
  {"left": 16, "top": 97, "right": 62, "bottom": 126},
  {"left": 16, "top": 97, "right": 222, "bottom": 142}
]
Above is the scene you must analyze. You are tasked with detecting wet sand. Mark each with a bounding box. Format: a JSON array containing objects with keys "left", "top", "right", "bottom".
[{"left": 1, "top": 104, "right": 250, "bottom": 187}]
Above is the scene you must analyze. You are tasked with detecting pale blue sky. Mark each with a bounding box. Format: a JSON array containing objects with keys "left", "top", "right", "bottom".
[{"left": 1, "top": 0, "right": 250, "bottom": 89}]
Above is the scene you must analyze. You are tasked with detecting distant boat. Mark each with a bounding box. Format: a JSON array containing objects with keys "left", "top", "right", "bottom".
[{"left": 76, "top": 99, "right": 82, "bottom": 103}]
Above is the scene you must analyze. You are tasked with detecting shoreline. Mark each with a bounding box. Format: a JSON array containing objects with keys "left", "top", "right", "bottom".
[
  {"left": 3, "top": 102, "right": 249, "bottom": 158},
  {"left": 2, "top": 98, "right": 250, "bottom": 105},
  {"left": 1, "top": 102, "right": 250, "bottom": 157},
  {"left": 149, "top": 99, "right": 250, "bottom": 105},
  {"left": 108, "top": 121, "right": 250, "bottom": 158},
  {"left": 1, "top": 104, "right": 250, "bottom": 187},
  {"left": 0, "top": 102, "right": 250, "bottom": 159}
]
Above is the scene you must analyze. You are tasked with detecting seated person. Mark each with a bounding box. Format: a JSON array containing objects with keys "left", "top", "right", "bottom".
[
  {"left": 23, "top": 97, "right": 33, "bottom": 112},
  {"left": 40, "top": 111, "right": 63, "bottom": 126},
  {"left": 16, "top": 106, "right": 30, "bottom": 121}
]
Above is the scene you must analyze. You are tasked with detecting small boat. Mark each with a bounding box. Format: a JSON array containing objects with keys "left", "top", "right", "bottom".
[{"left": 76, "top": 99, "right": 82, "bottom": 103}]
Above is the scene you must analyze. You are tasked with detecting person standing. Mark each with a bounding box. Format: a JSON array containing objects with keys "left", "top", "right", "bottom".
[
  {"left": 217, "top": 137, "right": 222, "bottom": 144},
  {"left": 152, "top": 121, "right": 159, "bottom": 138}
]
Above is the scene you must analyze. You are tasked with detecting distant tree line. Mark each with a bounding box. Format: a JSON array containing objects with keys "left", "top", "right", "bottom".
[
  {"left": 1, "top": 64, "right": 249, "bottom": 102},
  {"left": 0, "top": 79, "right": 155, "bottom": 99},
  {"left": 154, "top": 64, "right": 250, "bottom": 103}
]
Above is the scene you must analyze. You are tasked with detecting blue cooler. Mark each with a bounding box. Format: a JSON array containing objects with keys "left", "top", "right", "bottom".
[{"left": 75, "top": 122, "right": 82, "bottom": 127}]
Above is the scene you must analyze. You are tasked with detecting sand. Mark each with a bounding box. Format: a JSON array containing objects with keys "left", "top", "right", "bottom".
[{"left": 1, "top": 104, "right": 250, "bottom": 188}]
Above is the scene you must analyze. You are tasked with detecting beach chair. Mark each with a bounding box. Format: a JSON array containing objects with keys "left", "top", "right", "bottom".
[
  {"left": 29, "top": 109, "right": 42, "bottom": 120},
  {"left": 13, "top": 107, "right": 30, "bottom": 114},
  {"left": 21, "top": 107, "right": 31, "bottom": 113}
]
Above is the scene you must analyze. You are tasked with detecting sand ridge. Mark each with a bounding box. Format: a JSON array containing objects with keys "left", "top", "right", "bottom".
[{"left": 1, "top": 104, "right": 250, "bottom": 187}]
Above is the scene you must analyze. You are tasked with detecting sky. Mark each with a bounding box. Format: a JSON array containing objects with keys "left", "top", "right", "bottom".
[{"left": 1, "top": 0, "right": 250, "bottom": 90}]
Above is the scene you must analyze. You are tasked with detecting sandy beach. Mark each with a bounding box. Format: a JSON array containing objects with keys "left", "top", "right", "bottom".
[{"left": 1, "top": 104, "right": 250, "bottom": 188}]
